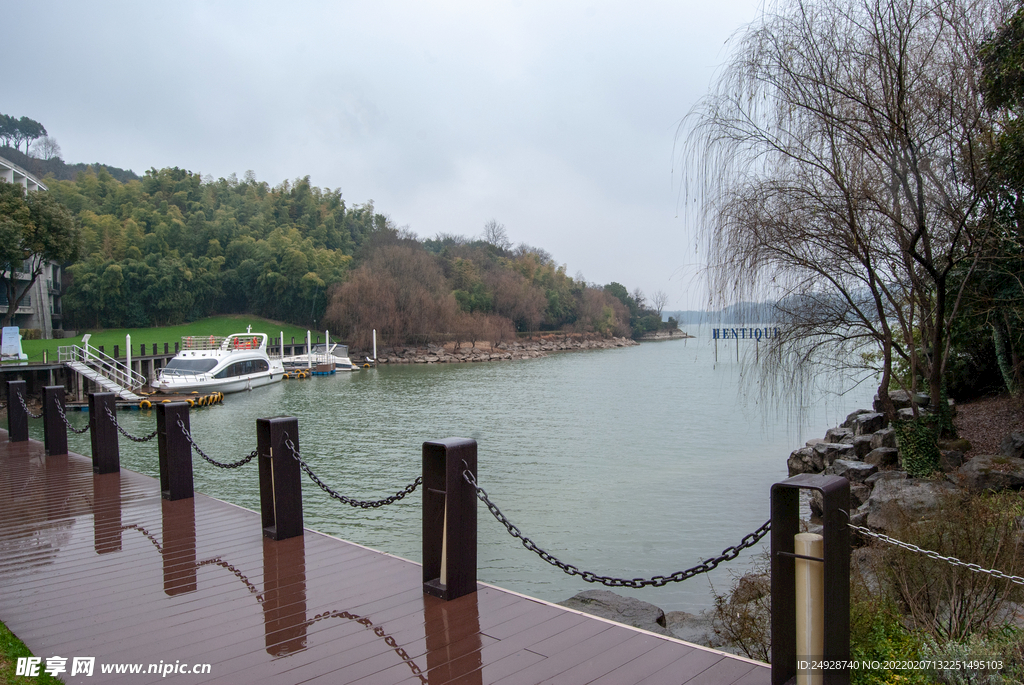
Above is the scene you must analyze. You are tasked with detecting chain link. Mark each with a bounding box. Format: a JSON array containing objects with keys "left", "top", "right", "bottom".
[
  {"left": 104, "top": 404, "right": 158, "bottom": 442},
  {"left": 464, "top": 469, "right": 771, "bottom": 588},
  {"left": 284, "top": 436, "right": 422, "bottom": 508},
  {"left": 175, "top": 417, "right": 257, "bottom": 469},
  {"left": 55, "top": 400, "right": 90, "bottom": 434},
  {"left": 17, "top": 394, "right": 43, "bottom": 419},
  {"left": 849, "top": 522, "right": 1024, "bottom": 586}
]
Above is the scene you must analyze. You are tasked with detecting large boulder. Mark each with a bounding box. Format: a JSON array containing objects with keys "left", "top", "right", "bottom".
[
  {"left": 813, "top": 442, "right": 857, "bottom": 469},
  {"left": 1002, "top": 432, "right": 1024, "bottom": 460},
  {"left": 857, "top": 476, "right": 957, "bottom": 532},
  {"left": 957, "top": 454, "right": 1024, "bottom": 492},
  {"left": 842, "top": 409, "right": 873, "bottom": 428},
  {"left": 788, "top": 446, "right": 824, "bottom": 476},
  {"left": 827, "top": 459, "right": 878, "bottom": 483},
  {"left": 851, "top": 412, "right": 887, "bottom": 436},
  {"left": 559, "top": 590, "right": 669, "bottom": 635},
  {"left": 664, "top": 610, "right": 713, "bottom": 644},
  {"left": 864, "top": 447, "right": 899, "bottom": 467},
  {"left": 939, "top": 450, "right": 965, "bottom": 473},
  {"left": 847, "top": 435, "right": 875, "bottom": 458},
  {"left": 825, "top": 427, "right": 853, "bottom": 443},
  {"left": 871, "top": 427, "right": 897, "bottom": 450}
]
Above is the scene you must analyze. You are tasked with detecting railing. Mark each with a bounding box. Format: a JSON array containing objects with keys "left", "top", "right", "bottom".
[
  {"left": 58, "top": 343, "right": 147, "bottom": 392},
  {"left": 38, "top": 379, "right": 1024, "bottom": 683}
]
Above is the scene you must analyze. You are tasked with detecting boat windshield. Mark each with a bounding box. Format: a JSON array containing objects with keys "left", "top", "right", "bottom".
[{"left": 162, "top": 358, "right": 218, "bottom": 376}]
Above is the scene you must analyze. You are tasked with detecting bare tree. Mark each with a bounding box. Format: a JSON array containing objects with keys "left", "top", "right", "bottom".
[
  {"left": 652, "top": 290, "right": 669, "bottom": 319},
  {"left": 30, "top": 136, "right": 61, "bottom": 161},
  {"left": 482, "top": 219, "right": 512, "bottom": 251},
  {"left": 683, "top": 0, "right": 1007, "bottom": 417}
]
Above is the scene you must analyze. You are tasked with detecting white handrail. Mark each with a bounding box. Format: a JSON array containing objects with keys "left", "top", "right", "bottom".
[{"left": 58, "top": 344, "right": 146, "bottom": 391}]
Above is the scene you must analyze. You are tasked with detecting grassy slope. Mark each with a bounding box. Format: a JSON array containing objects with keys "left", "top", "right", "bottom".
[
  {"left": 11, "top": 316, "right": 323, "bottom": 364},
  {"left": 0, "top": 622, "right": 61, "bottom": 684}
]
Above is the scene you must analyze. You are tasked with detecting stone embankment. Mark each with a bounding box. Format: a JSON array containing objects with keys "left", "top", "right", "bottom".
[
  {"left": 559, "top": 389, "right": 1024, "bottom": 652},
  {"left": 363, "top": 335, "right": 638, "bottom": 365}
]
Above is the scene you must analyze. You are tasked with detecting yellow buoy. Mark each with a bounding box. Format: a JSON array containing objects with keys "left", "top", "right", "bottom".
[
  {"left": 187, "top": 399, "right": 195, "bottom": 407},
  {"left": 140, "top": 400, "right": 152, "bottom": 409}
]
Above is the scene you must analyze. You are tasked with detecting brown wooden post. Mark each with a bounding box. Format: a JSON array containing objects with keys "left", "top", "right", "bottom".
[
  {"left": 256, "top": 417, "right": 303, "bottom": 540},
  {"left": 422, "top": 438, "right": 478, "bottom": 601},
  {"left": 89, "top": 392, "right": 120, "bottom": 474},
  {"left": 157, "top": 402, "right": 194, "bottom": 500},
  {"left": 6, "top": 380, "right": 28, "bottom": 442},
  {"left": 771, "top": 474, "right": 850, "bottom": 685},
  {"left": 42, "top": 385, "right": 68, "bottom": 456}
]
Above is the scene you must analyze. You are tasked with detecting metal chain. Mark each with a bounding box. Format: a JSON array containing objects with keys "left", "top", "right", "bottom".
[
  {"left": 849, "top": 522, "right": 1024, "bottom": 586},
  {"left": 464, "top": 469, "right": 771, "bottom": 588},
  {"left": 55, "top": 401, "right": 89, "bottom": 434},
  {"left": 17, "top": 394, "right": 43, "bottom": 419},
  {"left": 104, "top": 404, "right": 158, "bottom": 442},
  {"left": 284, "top": 437, "right": 422, "bottom": 508},
  {"left": 175, "top": 417, "right": 257, "bottom": 469}
]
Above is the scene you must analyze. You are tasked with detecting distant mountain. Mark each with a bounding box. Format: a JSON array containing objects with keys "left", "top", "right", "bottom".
[
  {"left": 0, "top": 146, "right": 139, "bottom": 183},
  {"left": 666, "top": 301, "right": 779, "bottom": 324}
]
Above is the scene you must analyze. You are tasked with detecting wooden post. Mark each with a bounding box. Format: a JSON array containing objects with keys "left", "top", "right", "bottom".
[
  {"left": 256, "top": 417, "right": 303, "bottom": 540},
  {"left": 89, "top": 392, "right": 120, "bottom": 474},
  {"left": 422, "top": 438, "right": 478, "bottom": 601},
  {"left": 6, "top": 380, "right": 28, "bottom": 442},
  {"left": 42, "top": 385, "right": 68, "bottom": 456},
  {"left": 157, "top": 402, "right": 194, "bottom": 500},
  {"left": 771, "top": 474, "right": 850, "bottom": 685}
]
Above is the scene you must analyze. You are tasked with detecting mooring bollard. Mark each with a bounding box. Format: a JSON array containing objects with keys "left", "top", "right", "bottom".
[
  {"left": 771, "top": 474, "right": 850, "bottom": 685},
  {"left": 256, "top": 416, "right": 303, "bottom": 540},
  {"left": 6, "top": 380, "right": 28, "bottom": 442},
  {"left": 157, "top": 402, "right": 194, "bottom": 500},
  {"left": 422, "top": 438, "right": 478, "bottom": 601},
  {"left": 42, "top": 385, "right": 68, "bottom": 456},
  {"left": 89, "top": 392, "right": 120, "bottom": 474}
]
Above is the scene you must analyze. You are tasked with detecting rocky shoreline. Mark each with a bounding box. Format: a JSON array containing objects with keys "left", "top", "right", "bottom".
[
  {"left": 357, "top": 334, "right": 639, "bottom": 365},
  {"left": 559, "top": 390, "right": 1024, "bottom": 653}
]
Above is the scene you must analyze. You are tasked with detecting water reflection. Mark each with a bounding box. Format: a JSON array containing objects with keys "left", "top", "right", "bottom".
[
  {"left": 161, "top": 498, "right": 197, "bottom": 596},
  {"left": 262, "top": 536, "right": 307, "bottom": 656},
  {"left": 92, "top": 473, "right": 122, "bottom": 555},
  {"left": 424, "top": 593, "right": 482, "bottom": 685}
]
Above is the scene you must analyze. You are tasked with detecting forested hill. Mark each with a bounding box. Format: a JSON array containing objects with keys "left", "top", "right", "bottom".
[
  {"left": 46, "top": 167, "right": 668, "bottom": 346},
  {"left": 1, "top": 145, "right": 139, "bottom": 184}
]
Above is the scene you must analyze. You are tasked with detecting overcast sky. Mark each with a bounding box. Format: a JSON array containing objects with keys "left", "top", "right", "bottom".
[{"left": 4, "top": 1, "right": 762, "bottom": 310}]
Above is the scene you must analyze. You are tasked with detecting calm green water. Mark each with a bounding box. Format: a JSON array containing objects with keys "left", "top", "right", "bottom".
[{"left": 44, "top": 331, "right": 876, "bottom": 613}]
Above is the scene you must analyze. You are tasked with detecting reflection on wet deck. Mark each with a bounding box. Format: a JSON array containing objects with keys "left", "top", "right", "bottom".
[{"left": 0, "top": 430, "right": 770, "bottom": 684}]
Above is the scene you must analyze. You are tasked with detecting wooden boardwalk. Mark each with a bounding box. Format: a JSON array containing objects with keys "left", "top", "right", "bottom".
[{"left": 0, "top": 430, "right": 771, "bottom": 684}]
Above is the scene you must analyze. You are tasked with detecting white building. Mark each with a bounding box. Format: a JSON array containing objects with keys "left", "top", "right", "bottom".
[{"left": 0, "top": 155, "right": 63, "bottom": 339}]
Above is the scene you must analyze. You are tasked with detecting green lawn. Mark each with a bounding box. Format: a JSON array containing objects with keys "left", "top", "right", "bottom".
[
  {"left": 12, "top": 316, "right": 323, "bottom": 363},
  {"left": 0, "top": 621, "right": 62, "bottom": 684}
]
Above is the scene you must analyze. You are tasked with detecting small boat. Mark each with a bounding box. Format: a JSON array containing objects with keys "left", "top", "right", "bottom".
[
  {"left": 282, "top": 342, "right": 356, "bottom": 371},
  {"left": 155, "top": 329, "right": 285, "bottom": 394}
]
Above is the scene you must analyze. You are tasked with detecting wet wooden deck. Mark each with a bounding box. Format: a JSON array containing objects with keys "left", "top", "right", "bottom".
[{"left": 0, "top": 430, "right": 771, "bottom": 684}]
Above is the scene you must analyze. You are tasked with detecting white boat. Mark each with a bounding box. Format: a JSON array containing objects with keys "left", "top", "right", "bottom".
[
  {"left": 155, "top": 329, "right": 285, "bottom": 394},
  {"left": 282, "top": 342, "right": 355, "bottom": 371}
]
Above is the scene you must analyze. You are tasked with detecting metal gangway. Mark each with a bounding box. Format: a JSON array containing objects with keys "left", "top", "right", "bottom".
[{"left": 58, "top": 342, "right": 146, "bottom": 401}]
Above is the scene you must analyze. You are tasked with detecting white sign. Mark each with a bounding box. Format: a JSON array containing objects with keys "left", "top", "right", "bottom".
[{"left": 1, "top": 326, "right": 27, "bottom": 361}]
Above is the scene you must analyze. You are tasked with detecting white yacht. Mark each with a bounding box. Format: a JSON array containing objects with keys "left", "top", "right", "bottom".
[{"left": 155, "top": 329, "right": 285, "bottom": 394}]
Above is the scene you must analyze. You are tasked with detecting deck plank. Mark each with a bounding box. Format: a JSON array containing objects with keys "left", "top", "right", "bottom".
[{"left": 0, "top": 428, "right": 770, "bottom": 684}]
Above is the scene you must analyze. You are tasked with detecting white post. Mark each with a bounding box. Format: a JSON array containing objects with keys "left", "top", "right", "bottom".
[
  {"left": 126, "top": 333, "right": 132, "bottom": 385},
  {"left": 326, "top": 330, "right": 330, "bottom": 365},
  {"left": 373, "top": 329, "right": 377, "bottom": 362},
  {"left": 280, "top": 331, "right": 284, "bottom": 359},
  {"left": 795, "top": 532, "right": 824, "bottom": 685},
  {"left": 306, "top": 330, "right": 312, "bottom": 369}
]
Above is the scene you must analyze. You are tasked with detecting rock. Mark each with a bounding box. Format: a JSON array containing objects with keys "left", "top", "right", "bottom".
[
  {"left": 870, "top": 427, "right": 897, "bottom": 450},
  {"left": 938, "top": 437, "right": 972, "bottom": 453},
  {"left": 558, "top": 590, "right": 669, "bottom": 635},
  {"left": 852, "top": 412, "right": 887, "bottom": 436},
  {"left": 731, "top": 572, "right": 770, "bottom": 604},
  {"left": 850, "top": 435, "right": 874, "bottom": 458},
  {"left": 842, "top": 409, "right": 873, "bottom": 428},
  {"left": 858, "top": 477, "right": 957, "bottom": 532},
  {"left": 826, "top": 459, "right": 878, "bottom": 483},
  {"left": 825, "top": 427, "right": 853, "bottom": 443},
  {"left": 664, "top": 610, "right": 713, "bottom": 644},
  {"left": 864, "top": 447, "right": 899, "bottom": 467},
  {"left": 1002, "top": 432, "right": 1024, "bottom": 460},
  {"left": 788, "top": 446, "right": 824, "bottom": 476},
  {"left": 957, "top": 454, "right": 1024, "bottom": 492},
  {"left": 851, "top": 483, "right": 871, "bottom": 508},
  {"left": 865, "top": 470, "right": 907, "bottom": 486},
  {"left": 805, "top": 438, "right": 825, "bottom": 448},
  {"left": 939, "top": 450, "right": 965, "bottom": 473},
  {"left": 875, "top": 390, "right": 914, "bottom": 412},
  {"left": 813, "top": 442, "right": 857, "bottom": 469}
]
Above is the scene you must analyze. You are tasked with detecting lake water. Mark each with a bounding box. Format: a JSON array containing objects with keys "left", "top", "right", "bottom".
[{"left": 43, "top": 328, "right": 877, "bottom": 614}]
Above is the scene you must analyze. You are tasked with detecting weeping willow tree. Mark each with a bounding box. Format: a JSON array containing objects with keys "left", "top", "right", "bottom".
[{"left": 682, "top": 0, "right": 1009, "bottom": 418}]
